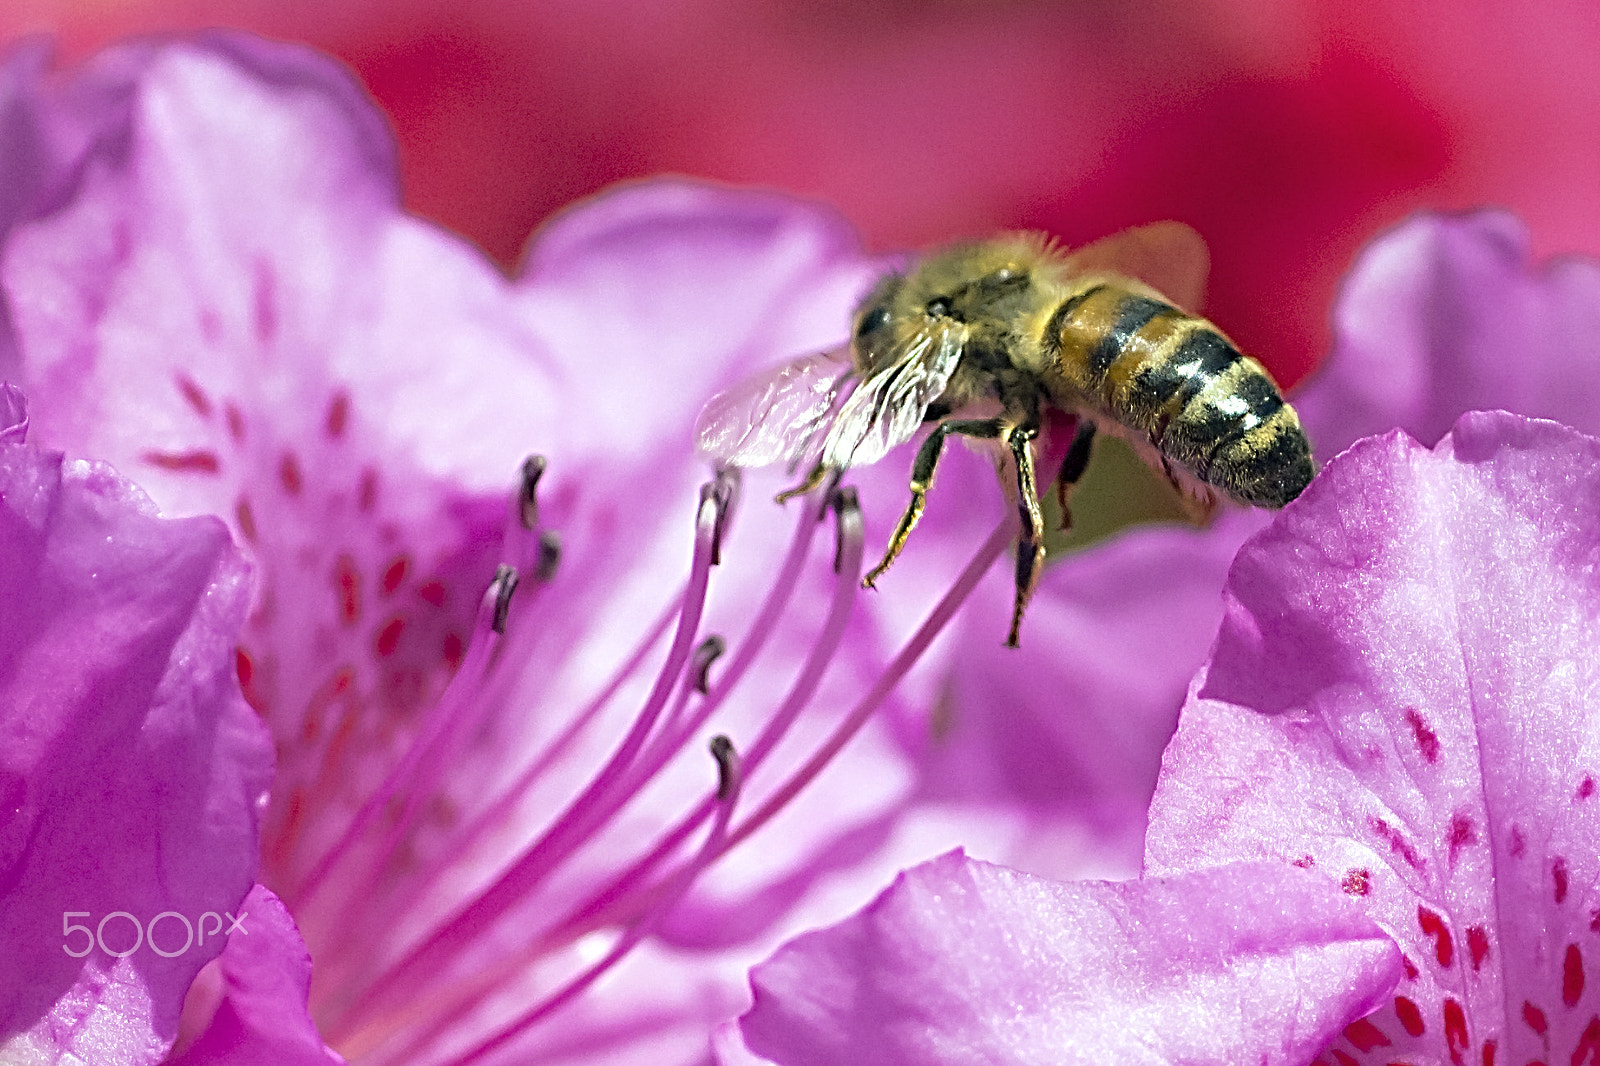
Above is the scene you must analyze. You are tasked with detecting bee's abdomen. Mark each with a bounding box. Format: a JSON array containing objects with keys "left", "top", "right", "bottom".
[{"left": 1043, "top": 283, "right": 1314, "bottom": 508}]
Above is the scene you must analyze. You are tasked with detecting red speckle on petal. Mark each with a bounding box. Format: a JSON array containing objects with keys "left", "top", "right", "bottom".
[
  {"left": 382, "top": 555, "right": 410, "bottom": 596},
  {"left": 334, "top": 554, "right": 361, "bottom": 625},
  {"left": 175, "top": 373, "right": 213, "bottom": 417},
  {"left": 1468, "top": 925, "right": 1490, "bottom": 971},
  {"left": 1404, "top": 706, "right": 1441, "bottom": 763},
  {"left": 1480, "top": 1038, "right": 1495, "bottom": 1066},
  {"left": 1402, "top": 955, "right": 1420, "bottom": 980},
  {"left": 1372, "top": 817, "right": 1426, "bottom": 870},
  {"left": 1418, "top": 906, "right": 1455, "bottom": 968},
  {"left": 442, "top": 631, "right": 465, "bottom": 671},
  {"left": 235, "top": 647, "right": 261, "bottom": 710},
  {"left": 225, "top": 402, "right": 245, "bottom": 442},
  {"left": 418, "top": 580, "right": 447, "bottom": 608},
  {"left": 1394, "top": 995, "right": 1426, "bottom": 1036},
  {"left": 1449, "top": 812, "right": 1478, "bottom": 867},
  {"left": 1523, "top": 1000, "right": 1548, "bottom": 1035},
  {"left": 1511, "top": 825, "right": 1527, "bottom": 858},
  {"left": 326, "top": 391, "right": 350, "bottom": 439},
  {"left": 142, "top": 449, "right": 221, "bottom": 474},
  {"left": 1332, "top": 1052, "right": 1358, "bottom": 1066},
  {"left": 279, "top": 452, "right": 304, "bottom": 496},
  {"left": 1556, "top": 858, "right": 1571, "bottom": 904},
  {"left": 1576, "top": 1016, "right": 1600, "bottom": 1066},
  {"left": 1566, "top": 944, "right": 1586, "bottom": 1007},
  {"left": 1292, "top": 854, "right": 1315, "bottom": 868},
  {"left": 1580, "top": 776, "right": 1597, "bottom": 800},
  {"left": 1342, "top": 1018, "right": 1392, "bottom": 1051},
  {"left": 376, "top": 617, "right": 406, "bottom": 658},
  {"left": 1443, "top": 998, "right": 1467, "bottom": 1064},
  {"left": 1590, "top": 908, "right": 1600, "bottom": 933},
  {"left": 359, "top": 468, "right": 378, "bottom": 513},
  {"left": 235, "top": 498, "right": 258, "bottom": 543},
  {"left": 1343, "top": 868, "right": 1372, "bottom": 895}
]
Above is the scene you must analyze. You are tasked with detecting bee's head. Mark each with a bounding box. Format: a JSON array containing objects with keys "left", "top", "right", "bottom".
[{"left": 850, "top": 273, "right": 905, "bottom": 373}]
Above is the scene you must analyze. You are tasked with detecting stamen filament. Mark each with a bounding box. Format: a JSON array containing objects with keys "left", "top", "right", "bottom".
[
  {"left": 406, "top": 738, "right": 745, "bottom": 1066},
  {"left": 290, "top": 567, "right": 518, "bottom": 911},
  {"left": 326, "top": 478, "right": 727, "bottom": 1041},
  {"left": 539, "top": 487, "right": 866, "bottom": 942}
]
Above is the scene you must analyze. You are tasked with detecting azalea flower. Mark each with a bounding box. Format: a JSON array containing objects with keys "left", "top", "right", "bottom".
[{"left": 0, "top": 33, "right": 1187, "bottom": 1064}]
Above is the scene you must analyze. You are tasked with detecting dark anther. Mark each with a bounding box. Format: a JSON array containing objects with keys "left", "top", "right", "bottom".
[
  {"left": 706, "top": 467, "right": 741, "bottom": 565},
  {"left": 831, "top": 486, "right": 860, "bottom": 574},
  {"left": 692, "top": 635, "right": 727, "bottom": 694},
  {"left": 709, "top": 734, "right": 740, "bottom": 802},
  {"left": 536, "top": 531, "right": 562, "bottom": 583},
  {"left": 490, "top": 564, "right": 520, "bottom": 635},
  {"left": 925, "top": 296, "right": 952, "bottom": 319},
  {"left": 518, "top": 455, "right": 548, "bottom": 531},
  {"left": 855, "top": 305, "right": 890, "bottom": 339}
]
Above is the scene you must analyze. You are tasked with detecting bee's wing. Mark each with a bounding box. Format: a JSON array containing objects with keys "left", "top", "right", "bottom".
[
  {"left": 820, "top": 325, "right": 965, "bottom": 469},
  {"left": 1063, "top": 221, "right": 1210, "bottom": 311},
  {"left": 695, "top": 347, "right": 856, "bottom": 468}
]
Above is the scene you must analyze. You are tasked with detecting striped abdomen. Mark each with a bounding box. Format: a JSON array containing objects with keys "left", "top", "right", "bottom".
[{"left": 1040, "top": 280, "right": 1313, "bottom": 507}]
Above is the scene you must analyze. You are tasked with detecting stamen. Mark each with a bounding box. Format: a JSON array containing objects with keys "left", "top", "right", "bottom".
[
  {"left": 326, "top": 479, "right": 727, "bottom": 1041},
  {"left": 409, "top": 737, "right": 744, "bottom": 1066},
  {"left": 290, "top": 566, "right": 518, "bottom": 911},
  {"left": 374, "top": 595, "right": 682, "bottom": 935},
  {"left": 490, "top": 564, "right": 518, "bottom": 635},
  {"left": 535, "top": 530, "right": 562, "bottom": 582},
  {"left": 518, "top": 454, "right": 547, "bottom": 531},
  {"left": 709, "top": 466, "right": 740, "bottom": 565},
  {"left": 692, "top": 635, "right": 728, "bottom": 695},
  {"left": 541, "top": 486, "right": 865, "bottom": 940}
]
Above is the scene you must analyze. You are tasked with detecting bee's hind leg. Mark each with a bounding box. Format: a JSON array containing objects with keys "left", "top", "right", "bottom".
[
  {"left": 1051, "top": 420, "right": 1096, "bottom": 532},
  {"left": 864, "top": 417, "right": 1005, "bottom": 589},
  {"left": 1007, "top": 423, "right": 1046, "bottom": 648}
]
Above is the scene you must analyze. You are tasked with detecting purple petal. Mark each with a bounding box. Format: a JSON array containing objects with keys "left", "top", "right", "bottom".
[
  {"left": 516, "top": 178, "right": 884, "bottom": 464},
  {"left": 1148, "top": 410, "right": 1600, "bottom": 1064},
  {"left": 740, "top": 850, "right": 1400, "bottom": 1066},
  {"left": 907, "top": 508, "right": 1268, "bottom": 878},
  {"left": 0, "top": 420, "right": 271, "bottom": 1062},
  {"left": 1297, "top": 211, "right": 1600, "bottom": 457},
  {"left": 168, "top": 884, "right": 343, "bottom": 1066}
]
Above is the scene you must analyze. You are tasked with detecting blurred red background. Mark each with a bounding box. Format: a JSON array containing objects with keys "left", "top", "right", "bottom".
[{"left": 4, "top": 0, "right": 1597, "bottom": 386}]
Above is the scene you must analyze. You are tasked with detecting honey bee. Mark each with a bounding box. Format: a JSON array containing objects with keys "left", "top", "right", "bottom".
[{"left": 695, "top": 223, "right": 1314, "bottom": 646}]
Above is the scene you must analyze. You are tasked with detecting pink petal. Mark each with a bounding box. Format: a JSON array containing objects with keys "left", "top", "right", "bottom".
[
  {"left": 909, "top": 508, "right": 1269, "bottom": 879},
  {"left": 1148, "top": 410, "right": 1600, "bottom": 1063},
  {"left": 0, "top": 417, "right": 271, "bottom": 1062},
  {"left": 1298, "top": 210, "right": 1600, "bottom": 458},
  {"left": 741, "top": 850, "right": 1400, "bottom": 1066},
  {"left": 168, "top": 884, "right": 343, "bottom": 1066}
]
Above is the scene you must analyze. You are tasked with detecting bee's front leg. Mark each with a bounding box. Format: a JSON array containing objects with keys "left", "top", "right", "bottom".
[
  {"left": 864, "top": 417, "right": 1006, "bottom": 589},
  {"left": 775, "top": 461, "right": 830, "bottom": 504},
  {"left": 1007, "top": 423, "right": 1045, "bottom": 648}
]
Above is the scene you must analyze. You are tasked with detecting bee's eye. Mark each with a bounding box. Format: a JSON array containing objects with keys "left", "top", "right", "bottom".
[
  {"left": 925, "top": 297, "right": 952, "bottom": 318},
  {"left": 855, "top": 306, "right": 891, "bottom": 339}
]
